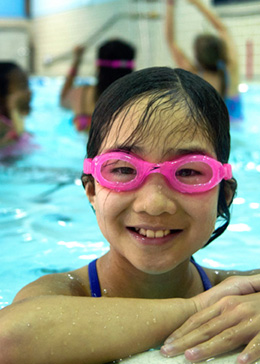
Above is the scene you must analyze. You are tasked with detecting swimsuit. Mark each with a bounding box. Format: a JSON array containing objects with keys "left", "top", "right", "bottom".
[
  {"left": 88, "top": 258, "right": 212, "bottom": 297},
  {"left": 198, "top": 66, "right": 244, "bottom": 123},
  {"left": 72, "top": 86, "right": 92, "bottom": 132},
  {"left": 225, "top": 94, "right": 244, "bottom": 123},
  {"left": 0, "top": 115, "right": 19, "bottom": 142},
  {"left": 0, "top": 115, "right": 38, "bottom": 160},
  {"left": 73, "top": 114, "right": 92, "bottom": 132},
  {"left": 190, "top": 257, "right": 212, "bottom": 291},
  {"left": 88, "top": 259, "right": 102, "bottom": 297}
]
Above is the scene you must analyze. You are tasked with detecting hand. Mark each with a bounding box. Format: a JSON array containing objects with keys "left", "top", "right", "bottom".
[
  {"left": 166, "top": 0, "right": 175, "bottom": 5},
  {"left": 161, "top": 275, "right": 260, "bottom": 364},
  {"left": 187, "top": 0, "right": 199, "bottom": 4},
  {"left": 73, "top": 45, "right": 85, "bottom": 60}
]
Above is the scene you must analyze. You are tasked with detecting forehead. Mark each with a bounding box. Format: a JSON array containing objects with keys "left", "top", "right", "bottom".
[{"left": 100, "top": 96, "right": 216, "bottom": 157}]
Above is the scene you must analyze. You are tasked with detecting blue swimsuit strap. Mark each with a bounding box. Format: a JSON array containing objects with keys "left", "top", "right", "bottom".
[
  {"left": 191, "top": 257, "right": 212, "bottom": 291},
  {"left": 88, "top": 257, "right": 212, "bottom": 297},
  {"left": 88, "top": 259, "right": 102, "bottom": 297}
]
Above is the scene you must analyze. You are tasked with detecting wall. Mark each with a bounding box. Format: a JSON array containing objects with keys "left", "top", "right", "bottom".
[
  {"left": 1, "top": 0, "right": 260, "bottom": 81},
  {"left": 32, "top": 0, "right": 165, "bottom": 77},
  {"left": 31, "top": 0, "right": 260, "bottom": 81},
  {"left": 0, "top": 0, "right": 30, "bottom": 70}
]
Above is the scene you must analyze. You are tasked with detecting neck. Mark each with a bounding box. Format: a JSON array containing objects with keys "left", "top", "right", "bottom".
[{"left": 98, "top": 253, "right": 202, "bottom": 299}]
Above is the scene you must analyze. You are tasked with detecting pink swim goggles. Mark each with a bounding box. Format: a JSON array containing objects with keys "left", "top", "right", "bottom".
[{"left": 83, "top": 152, "right": 232, "bottom": 194}]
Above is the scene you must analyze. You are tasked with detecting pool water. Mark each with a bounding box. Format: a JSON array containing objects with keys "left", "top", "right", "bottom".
[{"left": 0, "top": 78, "right": 260, "bottom": 308}]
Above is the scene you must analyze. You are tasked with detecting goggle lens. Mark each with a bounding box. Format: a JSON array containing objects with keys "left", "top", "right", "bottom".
[
  {"left": 175, "top": 161, "right": 213, "bottom": 185},
  {"left": 100, "top": 159, "right": 213, "bottom": 186},
  {"left": 101, "top": 159, "right": 137, "bottom": 183}
]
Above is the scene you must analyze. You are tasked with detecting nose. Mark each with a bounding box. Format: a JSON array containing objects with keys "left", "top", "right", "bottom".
[{"left": 132, "top": 174, "right": 178, "bottom": 216}]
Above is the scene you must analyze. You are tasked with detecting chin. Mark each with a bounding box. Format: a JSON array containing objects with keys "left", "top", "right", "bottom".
[{"left": 136, "top": 259, "right": 178, "bottom": 276}]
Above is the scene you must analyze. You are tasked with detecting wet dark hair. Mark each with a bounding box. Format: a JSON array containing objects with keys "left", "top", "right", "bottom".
[
  {"left": 0, "top": 62, "right": 21, "bottom": 117},
  {"left": 194, "top": 34, "right": 228, "bottom": 97},
  {"left": 83, "top": 66, "right": 237, "bottom": 245},
  {"left": 96, "top": 39, "right": 136, "bottom": 99}
]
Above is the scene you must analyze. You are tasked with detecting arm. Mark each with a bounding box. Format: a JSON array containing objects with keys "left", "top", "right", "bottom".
[
  {"left": 165, "top": 0, "right": 196, "bottom": 71},
  {"left": 60, "top": 46, "right": 85, "bottom": 109},
  {"left": 161, "top": 274, "right": 260, "bottom": 364},
  {"left": 188, "top": 0, "right": 226, "bottom": 33},
  {"left": 188, "top": 0, "right": 239, "bottom": 93},
  {"left": 0, "top": 294, "right": 197, "bottom": 364},
  {"left": 1, "top": 273, "right": 260, "bottom": 364}
]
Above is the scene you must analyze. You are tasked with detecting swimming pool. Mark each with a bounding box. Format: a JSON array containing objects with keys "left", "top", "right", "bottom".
[{"left": 0, "top": 78, "right": 260, "bottom": 308}]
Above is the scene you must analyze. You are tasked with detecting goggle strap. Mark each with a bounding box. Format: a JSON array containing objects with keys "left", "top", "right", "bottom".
[
  {"left": 84, "top": 158, "right": 93, "bottom": 174},
  {"left": 223, "top": 164, "right": 232, "bottom": 180}
]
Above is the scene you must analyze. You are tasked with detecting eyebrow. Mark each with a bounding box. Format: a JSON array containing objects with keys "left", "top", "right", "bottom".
[
  {"left": 164, "top": 147, "right": 211, "bottom": 157},
  {"left": 105, "top": 145, "right": 213, "bottom": 158},
  {"left": 105, "top": 145, "right": 143, "bottom": 154}
]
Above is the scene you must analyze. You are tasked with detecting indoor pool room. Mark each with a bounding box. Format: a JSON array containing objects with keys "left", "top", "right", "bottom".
[{"left": 1, "top": 1, "right": 260, "bottom": 364}]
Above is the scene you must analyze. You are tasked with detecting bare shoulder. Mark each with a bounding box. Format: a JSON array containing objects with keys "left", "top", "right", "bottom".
[
  {"left": 204, "top": 267, "right": 260, "bottom": 286},
  {"left": 13, "top": 265, "right": 91, "bottom": 303}
]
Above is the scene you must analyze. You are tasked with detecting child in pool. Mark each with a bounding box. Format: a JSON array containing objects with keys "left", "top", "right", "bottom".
[
  {"left": 0, "top": 67, "right": 260, "bottom": 364},
  {"left": 165, "top": 0, "right": 243, "bottom": 122},
  {"left": 60, "top": 39, "right": 136, "bottom": 132},
  {"left": 0, "top": 62, "right": 31, "bottom": 147}
]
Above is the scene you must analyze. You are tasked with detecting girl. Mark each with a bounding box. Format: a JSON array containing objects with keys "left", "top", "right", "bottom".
[
  {"left": 0, "top": 62, "right": 31, "bottom": 146},
  {"left": 165, "top": 0, "right": 243, "bottom": 122},
  {"left": 0, "top": 62, "right": 34, "bottom": 160},
  {"left": 0, "top": 67, "right": 259, "bottom": 364},
  {"left": 60, "top": 39, "right": 136, "bottom": 132}
]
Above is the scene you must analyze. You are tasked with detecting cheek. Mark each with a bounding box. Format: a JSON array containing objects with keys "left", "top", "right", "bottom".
[
  {"left": 7, "top": 90, "right": 31, "bottom": 112},
  {"left": 94, "top": 187, "right": 128, "bottom": 221},
  {"left": 200, "top": 193, "right": 219, "bottom": 231},
  {"left": 187, "top": 190, "right": 219, "bottom": 229}
]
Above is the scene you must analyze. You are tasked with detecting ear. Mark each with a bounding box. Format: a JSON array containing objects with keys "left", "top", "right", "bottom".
[
  {"left": 85, "top": 181, "right": 96, "bottom": 211},
  {"left": 224, "top": 178, "right": 237, "bottom": 207}
]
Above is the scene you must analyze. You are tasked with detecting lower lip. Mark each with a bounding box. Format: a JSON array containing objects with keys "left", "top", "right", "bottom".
[{"left": 127, "top": 228, "right": 182, "bottom": 246}]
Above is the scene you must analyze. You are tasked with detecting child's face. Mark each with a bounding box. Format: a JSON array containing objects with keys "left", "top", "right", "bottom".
[
  {"left": 7, "top": 68, "right": 31, "bottom": 115},
  {"left": 86, "top": 98, "right": 219, "bottom": 274}
]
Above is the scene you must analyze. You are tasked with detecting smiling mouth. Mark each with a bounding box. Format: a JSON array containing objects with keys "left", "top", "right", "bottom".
[{"left": 129, "top": 227, "right": 181, "bottom": 238}]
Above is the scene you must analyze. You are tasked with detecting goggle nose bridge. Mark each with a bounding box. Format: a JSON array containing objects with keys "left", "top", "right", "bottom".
[{"left": 144, "top": 164, "right": 172, "bottom": 183}]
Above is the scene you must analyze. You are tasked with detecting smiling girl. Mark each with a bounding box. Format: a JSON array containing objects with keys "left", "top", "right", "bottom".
[{"left": 0, "top": 67, "right": 259, "bottom": 364}]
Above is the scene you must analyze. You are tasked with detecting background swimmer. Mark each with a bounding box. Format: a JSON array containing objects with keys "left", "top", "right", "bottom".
[
  {"left": 60, "top": 39, "right": 136, "bottom": 132},
  {"left": 0, "top": 62, "right": 31, "bottom": 147},
  {"left": 165, "top": 0, "right": 243, "bottom": 121}
]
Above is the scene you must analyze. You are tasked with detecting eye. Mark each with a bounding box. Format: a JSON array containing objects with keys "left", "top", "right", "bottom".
[
  {"left": 101, "top": 159, "right": 137, "bottom": 182},
  {"left": 111, "top": 166, "right": 136, "bottom": 175},
  {"left": 175, "top": 161, "right": 213, "bottom": 185},
  {"left": 176, "top": 168, "right": 202, "bottom": 177}
]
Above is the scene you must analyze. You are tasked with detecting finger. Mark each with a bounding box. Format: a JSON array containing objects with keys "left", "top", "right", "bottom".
[
  {"left": 184, "top": 315, "right": 260, "bottom": 363},
  {"left": 237, "top": 334, "right": 260, "bottom": 364},
  {"left": 178, "top": 294, "right": 260, "bottom": 341},
  {"left": 164, "top": 303, "right": 221, "bottom": 343},
  {"left": 183, "top": 324, "right": 246, "bottom": 362},
  {"left": 161, "top": 309, "right": 241, "bottom": 357}
]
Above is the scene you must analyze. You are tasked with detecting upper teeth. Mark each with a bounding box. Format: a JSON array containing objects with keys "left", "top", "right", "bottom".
[{"left": 135, "top": 228, "right": 171, "bottom": 238}]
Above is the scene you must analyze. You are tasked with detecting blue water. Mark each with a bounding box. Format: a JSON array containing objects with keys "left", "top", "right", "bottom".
[{"left": 0, "top": 78, "right": 260, "bottom": 308}]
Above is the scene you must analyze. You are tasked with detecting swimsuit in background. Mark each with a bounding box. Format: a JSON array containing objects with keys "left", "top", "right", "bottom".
[
  {"left": 0, "top": 115, "right": 19, "bottom": 142},
  {"left": 0, "top": 115, "right": 38, "bottom": 160},
  {"left": 72, "top": 86, "right": 92, "bottom": 132},
  {"left": 73, "top": 114, "right": 92, "bottom": 131},
  {"left": 225, "top": 94, "right": 244, "bottom": 123},
  {"left": 88, "top": 258, "right": 212, "bottom": 297}
]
